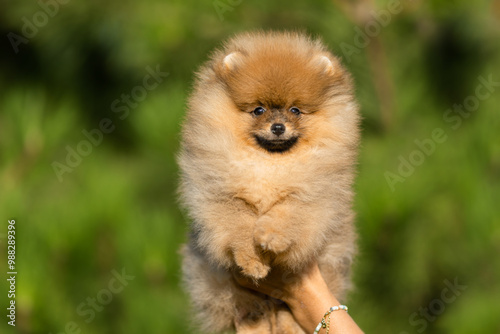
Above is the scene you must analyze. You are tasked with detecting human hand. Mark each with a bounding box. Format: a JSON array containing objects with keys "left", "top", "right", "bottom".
[{"left": 234, "top": 261, "right": 364, "bottom": 333}]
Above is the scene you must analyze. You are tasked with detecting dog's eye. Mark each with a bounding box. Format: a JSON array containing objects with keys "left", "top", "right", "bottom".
[
  {"left": 290, "top": 107, "right": 301, "bottom": 115},
  {"left": 253, "top": 107, "right": 265, "bottom": 116}
]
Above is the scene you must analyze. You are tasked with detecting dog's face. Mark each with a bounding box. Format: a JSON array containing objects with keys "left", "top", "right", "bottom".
[
  {"left": 247, "top": 104, "right": 301, "bottom": 153},
  {"left": 214, "top": 44, "right": 349, "bottom": 154}
]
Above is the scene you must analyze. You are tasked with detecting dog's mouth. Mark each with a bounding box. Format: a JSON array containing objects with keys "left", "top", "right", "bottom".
[{"left": 254, "top": 135, "right": 298, "bottom": 153}]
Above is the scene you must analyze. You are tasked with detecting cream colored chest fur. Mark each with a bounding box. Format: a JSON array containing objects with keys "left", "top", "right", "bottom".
[{"left": 227, "top": 151, "right": 307, "bottom": 214}]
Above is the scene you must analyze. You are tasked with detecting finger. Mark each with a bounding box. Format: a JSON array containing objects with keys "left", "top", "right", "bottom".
[{"left": 233, "top": 269, "right": 258, "bottom": 288}]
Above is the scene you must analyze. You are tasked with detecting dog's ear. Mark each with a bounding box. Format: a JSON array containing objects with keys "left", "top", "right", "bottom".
[
  {"left": 222, "top": 52, "right": 243, "bottom": 71},
  {"left": 215, "top": 51, "right": 245, "bottom": 83},
  {"left": 311, "top": 54, "right": 335, "bottom": 75}
]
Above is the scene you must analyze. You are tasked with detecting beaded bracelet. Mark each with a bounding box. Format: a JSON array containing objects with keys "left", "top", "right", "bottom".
[{"left": 313, "top": 305, "right": 348, "bottom": 334}]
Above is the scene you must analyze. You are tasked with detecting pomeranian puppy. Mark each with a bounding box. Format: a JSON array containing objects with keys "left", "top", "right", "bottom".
[{"left": 178, "top": 31, "right": 360, "bottom": 333}]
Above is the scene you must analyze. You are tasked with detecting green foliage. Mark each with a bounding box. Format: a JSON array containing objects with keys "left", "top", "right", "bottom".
[{"left": 0, "top": 0, "right": 499, "bottom": 333}]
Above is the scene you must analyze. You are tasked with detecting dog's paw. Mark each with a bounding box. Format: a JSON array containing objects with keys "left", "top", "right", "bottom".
[
  {"left": 254, "top": 224, "right": 291, "bottom": 254},
  {"left": 234, "top": 252, "right": 270, "bottom": 279}
]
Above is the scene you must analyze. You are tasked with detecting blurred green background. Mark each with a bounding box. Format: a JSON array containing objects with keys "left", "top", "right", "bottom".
[{"left": 1, "top": 0, "right": 499, "bottom": 333}]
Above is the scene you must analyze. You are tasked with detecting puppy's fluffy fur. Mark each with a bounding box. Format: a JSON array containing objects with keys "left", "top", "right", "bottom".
[{"left": 178, "top": 31, "right": 360, "bottom": 333}]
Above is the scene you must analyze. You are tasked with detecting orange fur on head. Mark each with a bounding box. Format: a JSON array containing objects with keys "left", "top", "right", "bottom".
[{"left": 178, "top": 31, "right": 360, "bottom": 333}]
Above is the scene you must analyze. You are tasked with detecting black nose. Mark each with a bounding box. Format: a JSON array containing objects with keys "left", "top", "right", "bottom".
[{"left": 271, "top": 123, "right": 285, "bottom": 136}]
